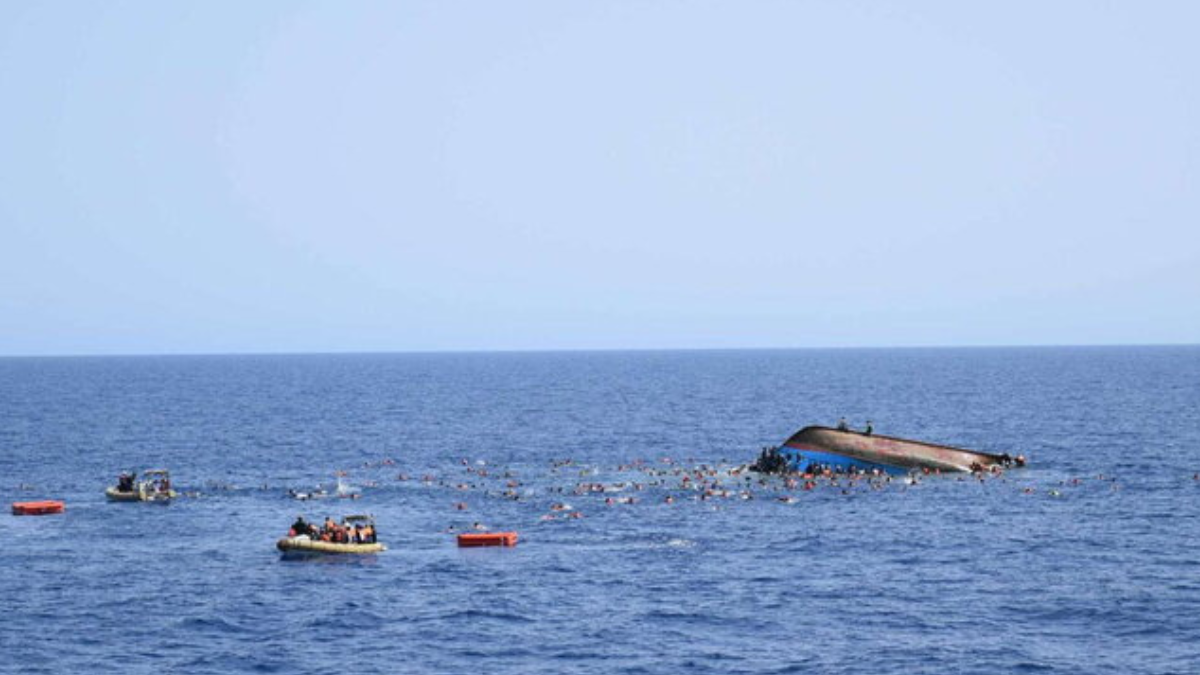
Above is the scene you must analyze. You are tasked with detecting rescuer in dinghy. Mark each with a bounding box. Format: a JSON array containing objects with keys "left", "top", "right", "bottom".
[
  {"left": 116, "top": 472, "right": 135, "bottom": 493},
  {"left": 289, "top": 515, "right": 318, "bottom": 538}
]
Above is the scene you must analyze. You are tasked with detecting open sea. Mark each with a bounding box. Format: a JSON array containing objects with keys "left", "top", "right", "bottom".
[{"left": 1, "top": 347, "right": 1198, "bottom": 674}]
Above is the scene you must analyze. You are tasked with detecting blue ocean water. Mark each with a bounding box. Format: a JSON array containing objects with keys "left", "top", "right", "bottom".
[{"left": 1, "top": 347, "right": 1198, "bottom": 674}]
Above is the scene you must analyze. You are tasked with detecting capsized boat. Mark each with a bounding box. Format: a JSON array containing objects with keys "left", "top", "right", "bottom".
[
  {"left": 105, "top": 469, "right": 177, "bottom": 502},
  {"left": 276, "top": 515, "right": 385, "bottom": 558},
  {"left": 759, "top": 425, "right": 1022, "bottom": 475}
]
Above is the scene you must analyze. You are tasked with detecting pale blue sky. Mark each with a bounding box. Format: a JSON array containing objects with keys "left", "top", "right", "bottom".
[{"left": 1, "top": 2, "right": 1197, "bottom": 355}]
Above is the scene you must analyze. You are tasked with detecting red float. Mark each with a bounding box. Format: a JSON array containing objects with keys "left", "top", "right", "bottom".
[
  {"left": 457, "top": 531, "right": 518, "bottom": 547},
  {"left": 12, "top": 500, "right": 65, "bottom": 516}
]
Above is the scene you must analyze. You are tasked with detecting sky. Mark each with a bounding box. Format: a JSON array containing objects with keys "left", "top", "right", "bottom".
[{"left": 1, "top": 1, "right": 1197, "bottom": 356}]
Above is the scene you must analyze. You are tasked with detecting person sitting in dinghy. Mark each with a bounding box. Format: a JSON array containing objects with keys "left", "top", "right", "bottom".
[{"left": 289, "top": 516, "right": 311, "bottom": 538}]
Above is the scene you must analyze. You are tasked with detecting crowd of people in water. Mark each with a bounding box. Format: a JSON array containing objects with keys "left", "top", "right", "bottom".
[
  {"left": 84, "top": 438, "right": 1155, "bottom": 550},
  {"left": 288, "top": 516, "right": 377, "bottom": 544},
  {"left": 260, "top": 422, "right": 1048, "bottom": 527},
  {"left": 100, "top": 418, "right": 1111, "bottom": 544},
  {"left": 78, "top": 428, "right": 1183, "bottom": 558}
]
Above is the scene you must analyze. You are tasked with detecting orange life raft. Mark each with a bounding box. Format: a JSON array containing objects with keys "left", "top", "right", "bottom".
[
  {"left": 12, "top": 500, "right": 65, "bottom": 516},
  {"left": 457, "top": 531, "right": 518, "bottom": 547}
]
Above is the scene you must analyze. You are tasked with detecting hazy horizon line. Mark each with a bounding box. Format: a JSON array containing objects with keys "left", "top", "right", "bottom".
[{"left": 1, "top": 342, "right": 1196, "bottom": 360}]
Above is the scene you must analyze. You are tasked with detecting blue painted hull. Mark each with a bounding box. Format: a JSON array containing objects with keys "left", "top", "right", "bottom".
[{"left": 779, "top": 446, "right": 908, "bottom": 475}]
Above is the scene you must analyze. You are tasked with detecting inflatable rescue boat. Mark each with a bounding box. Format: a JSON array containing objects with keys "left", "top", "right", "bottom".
[
  {"left": 276, "top": 514, "right": 384, "bottom": 558},
  {"left": 106, "top": 469, "right": 177, "bottom": 502},
  {"left": 276, "top": 537, "right": 386, "bottom": 556}
]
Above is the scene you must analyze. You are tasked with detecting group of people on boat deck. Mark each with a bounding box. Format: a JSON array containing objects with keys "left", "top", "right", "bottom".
[
  {"left": 288, "top": 516, "right": 377, "bottom": 544},
  {"left": 115, "top": 472, "right": 171, "bottom": 493}
]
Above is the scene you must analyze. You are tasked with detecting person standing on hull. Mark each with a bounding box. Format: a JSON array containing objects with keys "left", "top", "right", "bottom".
[
  {"left": 864, "top": 420, "right": 874, "bottom": 436},
  {"left": 837, "top": 417, "right": 849, "bottom": 431}
]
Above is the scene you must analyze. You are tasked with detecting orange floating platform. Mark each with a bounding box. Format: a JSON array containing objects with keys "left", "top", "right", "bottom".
[
  {"left": 12, "top": 500, "right": 65, "bottom": 516},
  {"left": 457, "top": 531, "right": 518, "bottom": 547}
]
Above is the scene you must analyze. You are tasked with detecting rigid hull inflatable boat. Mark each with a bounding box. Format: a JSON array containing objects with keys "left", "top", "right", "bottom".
[
  {"left": 276, "top": 538, "right": 386, "bottom": 556},
  {"left": 105, "top": 469, "right": 177, "bottom": 502},
  {"left": 276, "top": 515, "right": 385, "bottom": 558}
]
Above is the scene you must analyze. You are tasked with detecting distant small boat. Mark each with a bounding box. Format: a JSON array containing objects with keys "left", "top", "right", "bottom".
[
  {"left": 105, "top": 469, "right": 177, "bottom": 502},
  {"left": 765, "top": 426, "right": 1020, "bottom": 474}
]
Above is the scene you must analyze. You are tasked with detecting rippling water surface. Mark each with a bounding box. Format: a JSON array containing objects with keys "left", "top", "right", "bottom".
[{"left": 2, "top": 347, "right": 1198, "bottom": 674}]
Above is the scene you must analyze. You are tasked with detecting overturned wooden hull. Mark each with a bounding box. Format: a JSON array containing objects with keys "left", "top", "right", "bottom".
[{"left": 780, "top": 426, "right": 1013, "bottom": 474}]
